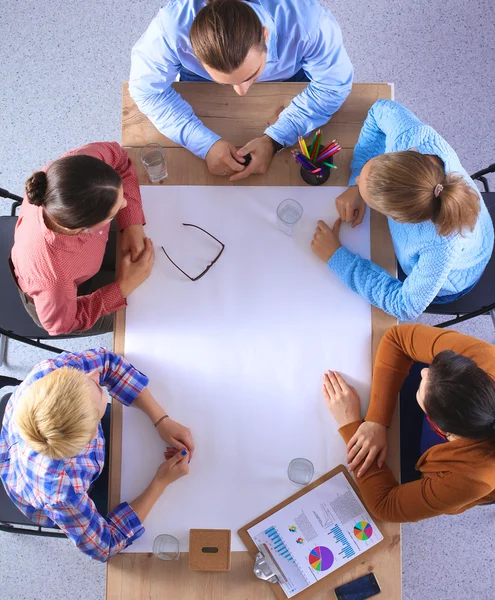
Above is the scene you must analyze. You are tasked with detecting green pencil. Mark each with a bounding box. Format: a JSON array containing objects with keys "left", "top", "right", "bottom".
[{"left": 323, "top": 161, "right": 337, "bottom": 169}]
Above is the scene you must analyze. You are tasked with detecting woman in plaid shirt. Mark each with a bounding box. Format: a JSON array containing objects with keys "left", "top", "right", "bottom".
[{"left": 0, "top": 348, "right": 194, "bottom": 562}]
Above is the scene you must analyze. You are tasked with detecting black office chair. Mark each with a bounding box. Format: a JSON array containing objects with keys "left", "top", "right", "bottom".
[
  {"left": 0, "top": 376, "right": 65, "bottom": 537},
  {"left": 398, "top": 164, "right": 495, "bottom": 328},
  {"left": 0, "top": 188, "right": 100, "bottom": 366}
]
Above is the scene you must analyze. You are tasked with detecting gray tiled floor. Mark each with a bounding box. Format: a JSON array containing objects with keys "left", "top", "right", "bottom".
[{"left": 1, "top": 1, "right": 494, "bottom": 599}]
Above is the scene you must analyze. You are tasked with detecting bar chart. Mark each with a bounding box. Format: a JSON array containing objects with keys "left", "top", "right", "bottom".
[
  {"left": 265, "top": 526, "right": 295, "bottom": 562},
  {"left": 330, "top": 523, "right": 355, "bottom": 560}
]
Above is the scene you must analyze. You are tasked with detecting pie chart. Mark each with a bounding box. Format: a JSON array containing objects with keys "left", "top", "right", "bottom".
[
  {"left": 354, "top": 521, "right": 373, "bottom": 541},
  {"left": 308, "top": 546, "right": 334, "bottom": 572}
]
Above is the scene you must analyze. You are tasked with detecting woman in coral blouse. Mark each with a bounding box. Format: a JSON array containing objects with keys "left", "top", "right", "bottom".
[{"left": 11, "top": 142, "right": 155, "bottom": 336}]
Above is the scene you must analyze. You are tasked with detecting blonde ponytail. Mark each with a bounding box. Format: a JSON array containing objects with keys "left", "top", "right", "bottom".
[
  {"left": 367, "top": 151, "right": 480, "bottom": 236},
  {"left": 433, "top": 172, "right": 480, "bottom": 236}
]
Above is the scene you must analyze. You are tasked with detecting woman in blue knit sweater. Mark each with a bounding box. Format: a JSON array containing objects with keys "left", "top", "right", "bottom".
[{"left": 311, "top": 100, "right": 494, "bottom": 321}]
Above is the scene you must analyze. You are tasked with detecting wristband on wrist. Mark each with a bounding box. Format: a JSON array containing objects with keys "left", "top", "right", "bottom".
[
  {"left": 153, "top": 415, "right": 169, "bottom": 428},
  {"left": 266, "top": 135, "right": 284, "bottom": 155}
]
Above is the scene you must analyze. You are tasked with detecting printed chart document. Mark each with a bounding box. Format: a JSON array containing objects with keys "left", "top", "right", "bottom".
[{"left": 247, "top": 472, "right": 382, "bottom": 598}]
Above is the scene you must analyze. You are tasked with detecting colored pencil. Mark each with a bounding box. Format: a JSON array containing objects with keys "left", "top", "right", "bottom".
[
  {"left": 323, "top": 162, "right": 337, "bottom": 169},
  {"left": 317, "top": 140, "right": 336, "bottom": 156},
  {"left": 301, "top": 137, "right": 309, "bottom": 158},
  {"left": 318, "top": 145, "right": 342, "bottom": 161},
  {"left": 293, "top": 150, "right": 310, "bottom": 168},
  {"left": 319, "top": 140, "right": 337, "bottom": 152},
  {"left": 293, "top": 151, "right": 321, "bottom": 173},
  {"left": 297, "top": 137, "right": 306, "bottom": 156},
  {"left": 299, "top": 155, "right": 321, "bottom": 173},
  {"left": 310, "top": 130, "right": 321, "bottom": 162},
  {"left": 317, "top": 144, "right": 339, "bottom": 160},
  {"left": 309, "top": 129, "right": 320, "bottom": 151},
  {"left": 309, "top": 129, "right": 319, "bottom": 153}
]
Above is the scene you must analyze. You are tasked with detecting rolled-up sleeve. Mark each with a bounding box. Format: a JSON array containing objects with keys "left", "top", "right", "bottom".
[
  {"left": 32, "top": 281, "right": 126, "bottom": 336},
  {"left": 129, "top": 20, "right": 220, "bottom": 159},
  {"left": 264, "top": 13, "right": 353, "bottom": 146},
  {"left": 46, "top": 494, "right": 144, "bottom": 562}
]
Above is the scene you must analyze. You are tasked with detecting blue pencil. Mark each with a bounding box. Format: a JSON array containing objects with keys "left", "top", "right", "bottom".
[{"left": 293, "top": 151, "right": 321, "bottom": 173}]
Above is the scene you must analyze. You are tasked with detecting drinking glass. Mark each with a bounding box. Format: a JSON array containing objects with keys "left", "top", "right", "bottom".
[
  {"left": 277, "top": 199, "right": 303, "bottom": 236},
  {"left": 152, "top": 534, "right": 180, "bottom": 560},
  {"left": 288, "top": 458, "right": 314, "bottom": 485},
  {"left": 140, "top": 143, "right": 168, "bottom": 183}
]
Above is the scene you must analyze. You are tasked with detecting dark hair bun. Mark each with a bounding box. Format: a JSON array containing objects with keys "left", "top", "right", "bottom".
[{"left": 25, "top": 171, "right": 48, "bottom": 206}]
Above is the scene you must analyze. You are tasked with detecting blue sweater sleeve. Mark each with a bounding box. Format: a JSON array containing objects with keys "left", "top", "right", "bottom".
[
  {"left": 328, "top": 242, "right": 456, "bottom": 321},
  {"left": 349, "top": 100, "right": 424, "bottom": 185},
  {"left": 265, "top": 11, "right": 353, "bottom": 146}
]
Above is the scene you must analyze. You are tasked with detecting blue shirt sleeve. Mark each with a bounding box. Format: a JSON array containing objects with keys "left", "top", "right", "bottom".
[
  {"left": 129, "top": 19, "right": 221, "bottom": 159},
  {"left": 328, "top": 242, "right": 457, "bottom": 321},
  {"left": 264, "top": 13, "right": 353, "bottom": 146},
  {"left": 349, "top": 100, "right": 424, "bottom": 185}
]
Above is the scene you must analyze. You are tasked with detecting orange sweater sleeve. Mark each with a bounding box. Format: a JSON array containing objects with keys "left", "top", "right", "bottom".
[
  {"left": 338, "top": 421, "right": 492, "bottom": 522},
  {"left": 366, "top": 324, "right": 495, "bottom": 426}
]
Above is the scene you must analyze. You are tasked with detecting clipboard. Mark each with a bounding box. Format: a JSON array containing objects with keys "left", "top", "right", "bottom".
[{"left": 238, "top": 465, "right": 387, "bottom": 600}]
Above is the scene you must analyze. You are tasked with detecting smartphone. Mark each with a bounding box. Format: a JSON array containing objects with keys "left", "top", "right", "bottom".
[{"left": 334, "top": 573, "right": 381, "bottom": 600}]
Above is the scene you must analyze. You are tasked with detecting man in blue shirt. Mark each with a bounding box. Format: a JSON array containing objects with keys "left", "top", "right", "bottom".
[{"left": 129, "top": 0, "right": 353, "bottom": 180}]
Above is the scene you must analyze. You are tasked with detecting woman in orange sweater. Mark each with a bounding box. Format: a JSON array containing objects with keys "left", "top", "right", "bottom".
[{"left": 323, "top": 324, "right": 495, "bottom": 522}]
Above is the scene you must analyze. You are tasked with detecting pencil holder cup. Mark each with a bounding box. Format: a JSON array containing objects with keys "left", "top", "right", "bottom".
[{"left": 300, "top": 164, "right": 331, "bottom": 186}]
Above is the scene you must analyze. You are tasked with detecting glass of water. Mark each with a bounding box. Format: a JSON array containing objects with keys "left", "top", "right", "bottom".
[
  {"left": 277, "top": 199, "right": 303, "bottom": 236},
  {"left": 140, "top": 143, "right": 168, "bottom": 183},
  {"left": 152, "top": 534, "right": 180, "bottom": 560},
  {"left": 288, "top": 458, "right": 314, "bottom": 485}
]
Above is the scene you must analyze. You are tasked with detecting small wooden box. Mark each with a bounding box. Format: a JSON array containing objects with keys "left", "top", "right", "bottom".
[{"left": 189, "top": 529, "right": 231, "bottom": 572}]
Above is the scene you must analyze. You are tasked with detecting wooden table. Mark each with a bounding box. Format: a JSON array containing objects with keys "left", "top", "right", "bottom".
[{"left": 107, "top": 82, "right": 400, "bottom": 600}]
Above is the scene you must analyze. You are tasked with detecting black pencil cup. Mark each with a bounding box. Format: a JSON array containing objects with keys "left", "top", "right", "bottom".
[{"left": 299, "top": 155, "right": 332, "bottom": 186}]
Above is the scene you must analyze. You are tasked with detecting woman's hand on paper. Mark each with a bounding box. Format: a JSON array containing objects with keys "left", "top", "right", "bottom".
[
  {"left": 121, "top": 224, "right": 146, "bottom": 262},
  {"left": 336, "top": 186, "right": 366, "bottom": 228},
  {"left": 322, "top": 371, "right": 361, "bottom": 427},
  {"left": 347, "top": 421, "right": 388, "bottom": 477},
  {"left": 155, "top": 448, "right": 190, "bottom": 487},
  {"left": 117, "top": 237, "right": 155, "bottom": 297},
  {"left": 206, "top": 139, "right": 246, "bottom": 177},
  {"left": 157, "top": 417, "right": 195, "bottom": 459},
  {"left": 229, "top": 135, "right": 275, "bottom": 181},
  {"left": 311, "top": 219, "right": 342, "bottom": 262}
]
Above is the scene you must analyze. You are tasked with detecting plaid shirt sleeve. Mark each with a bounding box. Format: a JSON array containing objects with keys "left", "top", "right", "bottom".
[
  {"left": 45, "top": 489, "right": 144, "bottom": 562},
  {"left": 65, "top": 348, "right": 149, "bottom": 406}
]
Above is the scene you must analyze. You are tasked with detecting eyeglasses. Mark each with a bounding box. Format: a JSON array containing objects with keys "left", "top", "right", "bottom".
[{"left": 161, "top": 223, "right": 225, "bottom": 281}]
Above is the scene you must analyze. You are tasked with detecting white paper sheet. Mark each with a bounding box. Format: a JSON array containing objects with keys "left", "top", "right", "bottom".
[
  {"left": 121, "top": 186, "right": 372, "bottom": 552},
  {"left": 247, "top": 472, "right": 383, "bottom": 598}
]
